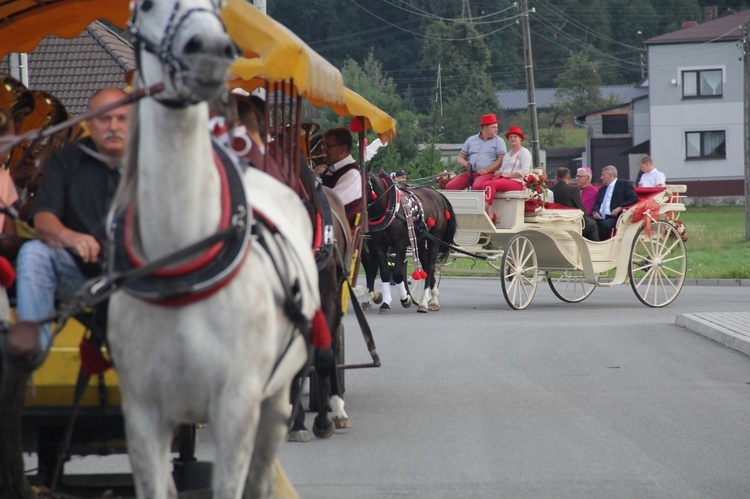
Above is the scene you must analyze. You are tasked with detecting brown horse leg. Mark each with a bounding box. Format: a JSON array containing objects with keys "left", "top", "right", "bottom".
[
  {"left": 311, "top": 348, "right": 334, "bottom": 439},
  {"left": 287, "top": 372, "right": 310, "bottom": 442},
  {"left": 0, "top": 363, "right": 36, "bottom": 499}
]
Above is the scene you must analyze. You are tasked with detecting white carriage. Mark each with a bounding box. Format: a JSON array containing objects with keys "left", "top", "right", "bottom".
[{"left": 441, "top": 181, "right": 688, "bottom": 310}]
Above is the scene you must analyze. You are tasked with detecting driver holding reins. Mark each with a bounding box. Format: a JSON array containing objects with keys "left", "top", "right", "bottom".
[
  {"left": 319, "top": 127, "right": 362, "bottom": 227},
  {"left": 444, "top": 113, "right": 507, "bottom": 191}
]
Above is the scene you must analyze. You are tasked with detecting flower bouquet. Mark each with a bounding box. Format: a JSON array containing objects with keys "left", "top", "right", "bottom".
[
  {"left": 672, "top": 219, "right": 688, "bottom": 242},
  {"left": 436, "top": 170, "right": 456, "bottom": 190},
  {"left": 524, "top": 171, "right": 548, "bottom": 201}
]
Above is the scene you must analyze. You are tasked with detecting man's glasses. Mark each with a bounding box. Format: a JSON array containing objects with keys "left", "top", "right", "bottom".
[{"left": 324, "top": 143, "right": 344, "bottom": 149}]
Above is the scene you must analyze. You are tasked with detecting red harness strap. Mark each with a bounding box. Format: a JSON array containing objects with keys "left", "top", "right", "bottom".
[{"left": 124, "top": 150, "right": 231, "bottom": 277}]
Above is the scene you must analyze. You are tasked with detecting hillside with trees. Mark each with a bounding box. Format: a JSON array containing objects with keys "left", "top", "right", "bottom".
[{"left": 266, "top": 0, "right": 750, "bottom": 177}]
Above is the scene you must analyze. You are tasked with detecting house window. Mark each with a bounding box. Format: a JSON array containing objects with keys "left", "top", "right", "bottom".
[
  {"left": 685, "top": 131, "right": 725, "bottom": 159},
  {"left": 602, "top": 114, "right": 628, "bottom": 135},
  {"left": 682, "top": 69, "right": 722, "bottom": 98}
]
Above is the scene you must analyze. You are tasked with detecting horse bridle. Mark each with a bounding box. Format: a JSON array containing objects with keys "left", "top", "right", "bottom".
[{"left": 128, "top": 0, "right": 230, "bottom": 107}]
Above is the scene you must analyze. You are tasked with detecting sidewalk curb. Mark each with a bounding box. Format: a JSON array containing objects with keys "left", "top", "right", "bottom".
[
  {"left": 676, "top": 313, "right": 750, "bottom": 357},
  {"left": 683, "top": 279, "right": 750, "bottom": 286}
]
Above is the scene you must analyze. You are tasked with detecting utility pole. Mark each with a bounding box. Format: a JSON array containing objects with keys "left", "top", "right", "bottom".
[
  {"left": 636, "top": 31, "right": 645, "bottom": 79},
  {"left": 462, "top": 0, "right": 473, "bottom": 22},
  {"left": 743, "top": 22, "right": 750, "bottom": 240},
  {"left": 520, "top": 0, "right": 541, "bottom": 170}
]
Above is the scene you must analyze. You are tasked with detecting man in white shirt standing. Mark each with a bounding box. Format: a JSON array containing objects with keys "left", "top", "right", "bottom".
[{"left": 638, "top": 155, "right": 666, "bottom": 187}]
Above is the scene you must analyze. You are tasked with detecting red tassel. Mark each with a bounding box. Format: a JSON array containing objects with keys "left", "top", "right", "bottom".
[
  {"left": 349, "top": 117, "right": 364, "bottom": 133},
  {"left": 412, "top": 270, "right": 423, "bottom": 280},
  {"left": 79, "top": 339, "right": 112, "bottom": 375},
  {"left": 369, "top": 191, "right": 377, "bottom": 200},
  {"left": 419, "top": 270, "right": 428, "bottom": 279},
  {"left": 426, "top": 217, "right": 436, "bottom": 228},
  {"left": 445, "top": 210, "right": 451, "bottom": 220},
  {"left": 0, "top": 256, "right": 15, "bottom": 288},
  {"left": 311, "top": 309, "right": 331, "bottom": 349}
]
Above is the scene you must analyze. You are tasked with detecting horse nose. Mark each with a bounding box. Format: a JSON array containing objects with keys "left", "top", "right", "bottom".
[{"left": 183, "top": 33, "right": 235, "bottom": 60}]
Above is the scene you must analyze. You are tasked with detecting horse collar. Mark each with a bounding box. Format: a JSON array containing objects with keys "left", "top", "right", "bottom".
[
  {"left": 368, "top": 173, "right": 400, "bottom": 232},
  {"left": 109, "top": 139, "right": 251, "bottom": 306}
]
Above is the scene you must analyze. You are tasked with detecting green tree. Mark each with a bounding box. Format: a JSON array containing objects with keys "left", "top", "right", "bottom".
[
  {"left": 420, "top": 21, "right": 499, "bottom": 143},
  {"left": 552, "top": 50, "right": 617, "bottom": 117}
]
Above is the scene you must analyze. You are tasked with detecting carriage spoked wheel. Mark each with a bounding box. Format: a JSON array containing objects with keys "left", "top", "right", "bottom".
[
  {"left": 500, "top": 235, "right": 538, "bottom": 310},
  {"left": 547, "top": 270, "right": 596, "bottom": 303},
  {"left": 628, "top": 220, "right": 686, "bottom": 307},
  {"left": 309, "top": 323, "right": 345, "bottom": 412}
]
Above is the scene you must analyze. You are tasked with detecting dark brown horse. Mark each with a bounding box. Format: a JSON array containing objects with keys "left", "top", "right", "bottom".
[
  {"left": 362, "top": 170, "right": 457, "bottom": 313},
  {"left": 288, "top": 164, "right": 351, "bottom": 441}
]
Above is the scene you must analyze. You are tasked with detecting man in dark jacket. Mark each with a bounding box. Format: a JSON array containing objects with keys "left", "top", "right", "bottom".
[
  {"left": 550, "top": 167, "right": 598, "bottom": 241},
  {"left": 591, "top": 165, "right": 638, "bottom": 240}
]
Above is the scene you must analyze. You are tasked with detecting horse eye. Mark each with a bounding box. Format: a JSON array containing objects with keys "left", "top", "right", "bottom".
[{"left": 141, "top": 0, "right": 154, "bottom": 11}]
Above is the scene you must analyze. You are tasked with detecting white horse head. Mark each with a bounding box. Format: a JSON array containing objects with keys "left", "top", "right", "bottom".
[{"left": 128, "top": 0, "right": 235, "bottom": 104}]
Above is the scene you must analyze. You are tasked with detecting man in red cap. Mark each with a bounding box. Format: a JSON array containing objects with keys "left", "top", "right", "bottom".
[{"left": 444, "top": 113, "right": 507, "bottom": 191}]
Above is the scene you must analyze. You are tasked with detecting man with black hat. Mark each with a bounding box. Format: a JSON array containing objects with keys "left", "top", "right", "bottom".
[{"left": 444, "top": 113, "right": 507, "bottom": 191}]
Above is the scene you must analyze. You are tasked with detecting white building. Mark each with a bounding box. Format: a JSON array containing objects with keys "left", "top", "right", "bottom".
[{"left": 643, "top": 10, "right": 747, "bottom": 201}]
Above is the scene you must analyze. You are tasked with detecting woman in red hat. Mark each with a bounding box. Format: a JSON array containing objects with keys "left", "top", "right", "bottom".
[
  {"left": 477, "top": 126, "right": 531, "bottom": 222},
  {"left": 444, "top": 113, "right": 507, "bottom": 191}
]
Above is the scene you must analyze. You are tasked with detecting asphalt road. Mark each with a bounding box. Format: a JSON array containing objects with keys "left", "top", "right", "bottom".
[
  {"left": 38, "top": 279, "right": 750, "bottom": 498},
  {"left": 278, "top": 278, "right": 750, "bottom": 499}
]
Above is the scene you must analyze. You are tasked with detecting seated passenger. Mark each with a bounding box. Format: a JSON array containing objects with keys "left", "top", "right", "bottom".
[
  {"left": 637, "top": 155, "right": 666, "bottom": 188},
  {"left": 591, "top": 165, "right": 638, "bottom": 241},
  {"left": 477, "top": 126, "right": 531, "bottom": 222},
  {"left": 9, "top": 88, "right": 129, "bottom": 362},
  {"left": 576, "top": 167, "right": 598, "bottom": 215},
  {"left": 550, "top": 167, "right": 598, "bottom": 241},
  {"left": 0, "top": 109, "right": 20, "bottom": 319},
  {"left": 444, "top": 113, "right": 506, "bottom": 191}
]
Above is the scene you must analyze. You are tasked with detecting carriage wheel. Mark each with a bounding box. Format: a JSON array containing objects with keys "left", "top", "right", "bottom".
[
  {"left": 500, "top": 235, "right": 538, "bottom": 310},
  {"left": 628, "top": 220, "right": 686, "bottom": 307},
  {"left": 309, "top": 324, "right": 345, "bottom": 412},
  {"left": 547, "top": 270, "right": 596, "bottom": 303}
]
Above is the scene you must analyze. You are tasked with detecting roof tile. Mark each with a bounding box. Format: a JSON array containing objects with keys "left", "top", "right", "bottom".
[{"left": 0, "top": 21, "right": 134, "bottom": 116}]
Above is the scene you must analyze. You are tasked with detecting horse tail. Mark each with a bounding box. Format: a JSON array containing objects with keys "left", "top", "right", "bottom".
[{"left": 438, "top": 194, "right": 457, "bottom": 262}]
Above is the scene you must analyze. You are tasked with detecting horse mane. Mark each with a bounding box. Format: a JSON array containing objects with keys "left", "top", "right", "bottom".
[{"left": 110, "top": 99, "right": 140, "bottom": 221}]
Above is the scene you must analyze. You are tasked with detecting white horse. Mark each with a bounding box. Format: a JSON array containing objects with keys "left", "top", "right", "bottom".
[{"left": 106, "top": 1, "right": 319, "bottom": 498}]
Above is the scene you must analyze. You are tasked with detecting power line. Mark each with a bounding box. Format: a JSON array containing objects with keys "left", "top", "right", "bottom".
[{"left": 347, "top": 0, "right": 522, "bottom": 41}]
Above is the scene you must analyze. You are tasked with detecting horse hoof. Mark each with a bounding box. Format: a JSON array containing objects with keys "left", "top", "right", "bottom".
[
  {"left": 379, "top": 303, "right": 391, "bottom": 315},
  {"left": 333, "top": 416, "right": 351, "bottom": 429},
  {"left": 312, "top": 419, "right": 335, "bottom": 439},
  {"left": 373, "top": 292, "right": 383, "bottom": 304},
  {"left": 287, "top": 430, "right": 310, "bottom": 442},
  {"left": 400, "top": 296, "right": 413, "bottom": 308},
  {"left": 428, "top": 303, "right": 440, "bottom": 311},
  {"left": 361, "top": 301, "right": 372, "bottom": 311},
  {"left": 417, "top": 305, "right": 428, "bottom": 313}
]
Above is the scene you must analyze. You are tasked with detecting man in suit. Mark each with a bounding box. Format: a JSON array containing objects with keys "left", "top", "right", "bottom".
[
  {"left": 550, "top": 167, "right": 598, "bottom": 241},
  {"left": 591, "top": 165, "right": 638, "bottom": 240}
]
